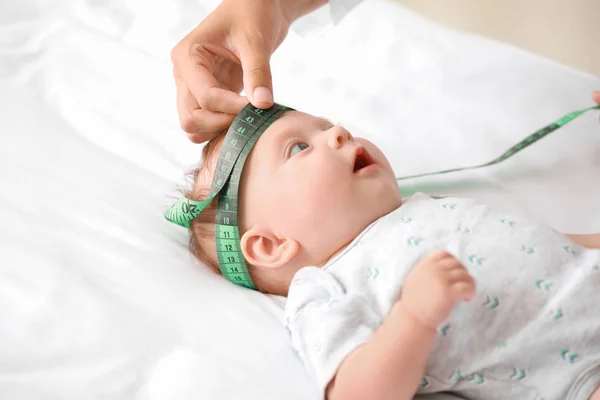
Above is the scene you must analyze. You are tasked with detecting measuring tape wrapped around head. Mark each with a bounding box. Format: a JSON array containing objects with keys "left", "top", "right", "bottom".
[
  {"left": 164, "top": 103, "right": 293, "bottom": 290},
  {"left": 164, "top": 101, "right": 599, "bottom": 290}
]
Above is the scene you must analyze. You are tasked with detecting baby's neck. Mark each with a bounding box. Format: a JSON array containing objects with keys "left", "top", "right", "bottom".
[
  {"left": 262, "top": 239, "right": 356, "bottom": 297},
  {"left": 275, "top": 203, "right": 404, "bottom": 296},
  {"left": 318, "top": 239, "right": 355, "bottom": 267}
]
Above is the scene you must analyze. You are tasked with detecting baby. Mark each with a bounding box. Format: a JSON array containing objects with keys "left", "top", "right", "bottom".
[{"left": 181, "top": 106, "right": 600, "bottom": 400}]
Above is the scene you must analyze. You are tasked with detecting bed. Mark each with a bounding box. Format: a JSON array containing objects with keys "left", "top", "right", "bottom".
[{"left": 1, "top": 0, "right": 599, "bottom": 399}]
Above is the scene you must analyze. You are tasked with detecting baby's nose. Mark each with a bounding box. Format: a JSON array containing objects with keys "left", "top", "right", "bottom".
[{"left": 328, "top": 126, "right": 353, "bottom": 149}]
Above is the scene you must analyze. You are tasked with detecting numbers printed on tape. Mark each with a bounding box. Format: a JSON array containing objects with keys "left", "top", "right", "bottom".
[{"left": 211, "top": 103, "right": 293, "bottom": 290}]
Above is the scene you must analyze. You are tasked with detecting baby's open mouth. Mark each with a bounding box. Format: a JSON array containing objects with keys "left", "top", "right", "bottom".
[{"left": 353, "top": 147, "right": 375, "bottom": 173}]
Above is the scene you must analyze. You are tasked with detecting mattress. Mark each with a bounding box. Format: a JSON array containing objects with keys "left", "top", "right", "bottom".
[{"left": 0, "top": 0, "right": 598, "bottom": 399}]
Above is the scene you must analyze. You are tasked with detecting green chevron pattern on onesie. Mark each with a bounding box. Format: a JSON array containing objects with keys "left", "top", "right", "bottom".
[{"left": 399, "top": 194, "right": 598, "bottom": 398}]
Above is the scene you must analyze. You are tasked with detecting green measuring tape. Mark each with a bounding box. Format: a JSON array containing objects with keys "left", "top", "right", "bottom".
[
  {"left": 165, "top": 103, "right": 599, "bottom": 290},
  {"left": 165, "top": 103, "right": 293, "bottom": 289},
  {"left": 396, "top": 105, "right": 600, "bottom": 181}
]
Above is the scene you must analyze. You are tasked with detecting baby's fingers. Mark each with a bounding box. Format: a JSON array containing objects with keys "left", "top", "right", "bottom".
[
  {"left": 446, "top": 267, "right": 472, "bottom": 282},
  {"left": 422, "top": 249, "right": 453, "bottom": 263},
  {"left": 437, "top": 256, "right": 465, "bottom": 272},
  {"left": 451, "top": 276, "right": 476, "bottom": 302}
]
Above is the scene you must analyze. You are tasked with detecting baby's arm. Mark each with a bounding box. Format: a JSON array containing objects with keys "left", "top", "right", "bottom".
[
  {"left": 565, "top": 233, "right": 600, "bottom": 249},
  {"left": 326, "top": 251, "right": 476, "bottom": 400}
]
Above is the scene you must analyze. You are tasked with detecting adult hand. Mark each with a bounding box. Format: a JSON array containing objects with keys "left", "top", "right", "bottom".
[
  {"left": 593, "top": 90, "right": 600, "bottom": 105},
  {"left": 171, "top": 0, "right": 326, "bottom": 144}
]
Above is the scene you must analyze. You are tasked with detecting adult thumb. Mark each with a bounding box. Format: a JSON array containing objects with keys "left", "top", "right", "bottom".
[
  {"left": 593, "top": 90, "right": 600, "bottom": 105},
  {"left": 239, "top": 45, "right": 274, "bottom": 109}
]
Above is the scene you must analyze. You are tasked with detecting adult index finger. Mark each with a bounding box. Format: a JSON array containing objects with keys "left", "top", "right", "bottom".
[{"left": 174, "top": 42, "right": 236, "bottom": 114}]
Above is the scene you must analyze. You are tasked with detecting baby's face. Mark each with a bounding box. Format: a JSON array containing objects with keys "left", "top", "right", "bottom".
[{"left": 240, "top": 111, "right": 402, "bottom": 268}]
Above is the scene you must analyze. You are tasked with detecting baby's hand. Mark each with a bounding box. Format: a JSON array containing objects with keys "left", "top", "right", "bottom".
[{"left": 401, "top": 250, "right": 476, "bottom": 331}]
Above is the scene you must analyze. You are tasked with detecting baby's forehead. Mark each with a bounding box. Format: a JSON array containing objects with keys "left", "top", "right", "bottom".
[
  {"left": 263, "top": 110, "right": 333, "bottom": 137},
  {"left": 276, "top": 110, "right": 331, "bottom": 126}
]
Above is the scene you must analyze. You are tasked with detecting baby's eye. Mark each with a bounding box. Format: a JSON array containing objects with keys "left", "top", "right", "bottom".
[{"left": 290, "top": 142, "right": 309, "bottom": 157}]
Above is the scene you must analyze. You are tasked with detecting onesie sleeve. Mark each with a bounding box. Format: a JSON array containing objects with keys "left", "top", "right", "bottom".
[{"left": 284, "top": 266, "right": 381, "bottom": 397}]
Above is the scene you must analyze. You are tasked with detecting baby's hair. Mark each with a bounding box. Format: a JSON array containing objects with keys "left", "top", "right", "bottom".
[
  {"left": 183, "top": 132, "right": 271, "bottom": 293},
  {"left": 184, "top": 133, "right": 225, "bottom": 276}
]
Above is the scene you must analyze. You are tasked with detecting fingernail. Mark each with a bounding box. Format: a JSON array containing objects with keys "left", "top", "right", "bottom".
[{"left": 253, "top": 86, "right": 273, "bottom": 104}]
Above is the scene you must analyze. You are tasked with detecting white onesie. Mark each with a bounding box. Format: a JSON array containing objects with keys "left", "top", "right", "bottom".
[{"left": 284, "top": 193, "right": 600, "bottom": 400}]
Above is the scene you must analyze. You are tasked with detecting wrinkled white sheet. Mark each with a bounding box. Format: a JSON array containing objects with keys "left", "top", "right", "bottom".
[{"left": 0, "top": 0, "right": 598, "bottom": 399}]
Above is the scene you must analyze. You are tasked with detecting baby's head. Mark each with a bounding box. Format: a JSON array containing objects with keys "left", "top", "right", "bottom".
[{"left": 186, "top": 110, "right": 402, "bottom": 295}]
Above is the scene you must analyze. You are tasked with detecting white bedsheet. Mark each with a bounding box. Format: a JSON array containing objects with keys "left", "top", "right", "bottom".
[{"left": 0, "top": 0, "right": 598, "bottom": 399}]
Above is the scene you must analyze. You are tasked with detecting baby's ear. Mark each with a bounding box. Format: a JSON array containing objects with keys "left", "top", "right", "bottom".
[{"left": 240, "top": 227, "right": 299, "bottom": 269}]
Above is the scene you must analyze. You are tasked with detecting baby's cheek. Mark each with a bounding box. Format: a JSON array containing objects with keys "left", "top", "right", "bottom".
[
  {"left": 283, "top": 182, "right": 328, "bottom": 227},
  {"left": 304, "top": 184, "right": 346, "bottom": 229},
  {"left": 271, "top": 167, "right": 341, "bottom": 234}
]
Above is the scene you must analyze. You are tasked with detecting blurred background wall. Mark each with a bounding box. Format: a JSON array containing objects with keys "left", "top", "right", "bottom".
[{"left": 396, "top": 0, "right": 600, "bottom": 77}]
